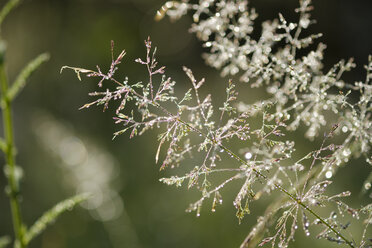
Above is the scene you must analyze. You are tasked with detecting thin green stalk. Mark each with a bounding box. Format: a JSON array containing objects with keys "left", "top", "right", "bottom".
[{"left": 0, "top": 47, "right": 26, "bottom": 248}]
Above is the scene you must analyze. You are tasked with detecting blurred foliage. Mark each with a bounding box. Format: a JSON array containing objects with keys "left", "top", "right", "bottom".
[{"left": 0, "top": 0, "right": 371, "bottom": 247}]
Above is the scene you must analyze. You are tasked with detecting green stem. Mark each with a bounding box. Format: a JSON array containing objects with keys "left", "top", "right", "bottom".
[{"left": 0, "top": 48, "right": 26, "bottom": 248}]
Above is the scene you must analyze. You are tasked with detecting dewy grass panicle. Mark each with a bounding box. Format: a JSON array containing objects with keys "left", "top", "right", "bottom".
[{"left": 63, "top": 0, "right": 371, "bottom": 247}]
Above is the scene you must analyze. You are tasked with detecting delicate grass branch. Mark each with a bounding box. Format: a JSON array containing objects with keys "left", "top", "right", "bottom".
[
  {"left": 64, "top": 0, "right": 371, "bottom": 245},
  {"left": 63, "top": 41, "right": 355, "bottom": 247}
]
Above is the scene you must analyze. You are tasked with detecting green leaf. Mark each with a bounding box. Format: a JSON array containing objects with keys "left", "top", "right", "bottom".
[
  {"left": 0, "top": 236, "right": 11, "bottom": 248},
  {"left": 24, "top": 193, "right": 89, "bottom": 245},
  {"left": 0, "top": 0, "right": 21, "bottom": 28},
  {"left": 8, "top": 53, "right": 50, "bottom": 100}
]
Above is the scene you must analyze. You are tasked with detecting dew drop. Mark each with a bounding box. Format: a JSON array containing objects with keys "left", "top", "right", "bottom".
[
  {"left": 165, "top": 1, "right": 173, "bottom": 8},
  {"left": 300, "top": 19, "right": 310, "bottom": 28},
  {"left": 332, "top": 212, "right": 337, "bottom": 219},
  {"left": 342, "top": 149, "right": 351, "bottom": 157},
  {"left": 365, "top": 182, "right": 371, "bottom": 190},
  {"left": 245, "top": 152, "right": 253, "bottom": 160},
  {"left": 325, "top": 170, "right": 333, "bottom": 179},
  {"left": 342, "top": 126, "right": 348, "bottom": 133}
]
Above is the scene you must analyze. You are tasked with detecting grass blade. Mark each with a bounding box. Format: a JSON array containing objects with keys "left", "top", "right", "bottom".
[
  {"left": 0, "top": 0, "right": 21, "bottom": 28},
  {"left": 24, "top": 193, "right": 89, "bottom": 244},
  {"left": 8, "top": 53, "right": 50, "bottom": 101}
]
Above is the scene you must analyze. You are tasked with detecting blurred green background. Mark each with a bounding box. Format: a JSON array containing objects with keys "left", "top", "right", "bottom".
[{"left": 0, "top": 0, "right": 371, "bottom": 247}]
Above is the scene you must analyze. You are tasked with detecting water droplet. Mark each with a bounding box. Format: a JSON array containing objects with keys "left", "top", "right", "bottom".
[
  {"left": 342, "top": 126, "right": 348, "bottom": 133},
  {"left": 205, "top": 41, "right": 212, "bottom": 47},
  {"left": 289, "top": 23, "right": 296, "bottom": 30},
  {"left": 300, "top": 19, "right": 310, "bottom": 28},
  {"left": 165, "top": 2, "right": 173, "bottom": 8},
  {"left": 245, "top": 152, "right": 252, "bottom": 160},
  {"left": 325, "top": 171, "right": 333, "bottom": 179},
  {"left": 365, "top": 182, "right": 371, "bottom": 190},
  {"left": 342, "top": 149, "right": 351, "bottom": 157}
]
